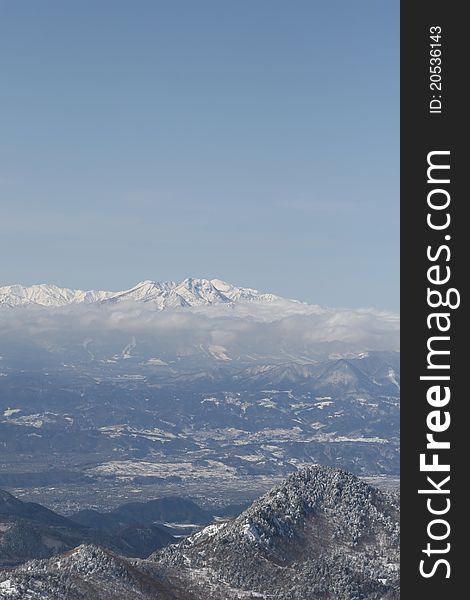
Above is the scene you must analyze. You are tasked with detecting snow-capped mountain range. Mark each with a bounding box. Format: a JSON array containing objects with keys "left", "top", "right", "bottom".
[
  {"left": 0, "top": 278, "right": 282, "bottom": 309},
  {"left": 0, "top": 277, "right": 400, "bottom": 357}
]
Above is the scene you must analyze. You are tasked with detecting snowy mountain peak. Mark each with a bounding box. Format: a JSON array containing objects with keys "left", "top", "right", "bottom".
[
  {"left": 0, "top": 283, "right": 114, "bottom": 308},
  {"left": 0, "top": 278, "right": 281, "bottom": 310}
]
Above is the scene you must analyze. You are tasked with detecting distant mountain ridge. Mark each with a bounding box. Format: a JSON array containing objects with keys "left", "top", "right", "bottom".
[
  {"left": 0, "top": 489, "right": 177, "bottom": 565},
  {"left": 0, "top": 278, "right": 283, "bottom": 309},
  {"left": 69, "top": 496, "right": 213, "bottom": 531}
]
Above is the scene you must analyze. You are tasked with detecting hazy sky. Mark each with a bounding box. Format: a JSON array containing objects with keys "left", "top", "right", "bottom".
[{"left": 0, "top": 0, "right": 399, "bottom": 310}]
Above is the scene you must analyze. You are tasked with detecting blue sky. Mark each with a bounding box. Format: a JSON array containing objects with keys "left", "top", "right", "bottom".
[{"left": 0, "top": 0, "right": 399, "bottom": 309}]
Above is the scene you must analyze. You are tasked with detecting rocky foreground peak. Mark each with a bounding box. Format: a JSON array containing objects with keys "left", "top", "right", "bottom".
[{"left": 152, "top": 466, "right": 400, "bottom": 599}]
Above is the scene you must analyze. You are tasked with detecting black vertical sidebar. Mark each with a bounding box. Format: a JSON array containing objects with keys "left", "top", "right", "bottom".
[{"left": 401, "top": 1, "right": 466, "bottom": 596}]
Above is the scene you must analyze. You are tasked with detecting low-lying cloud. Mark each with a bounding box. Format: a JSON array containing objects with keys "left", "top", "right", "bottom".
[{"left": 0, "top": 300, "right": 399, "bottom": 364}]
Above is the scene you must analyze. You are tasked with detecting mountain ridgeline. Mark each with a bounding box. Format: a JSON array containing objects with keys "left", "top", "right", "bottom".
[
  {"left": 0, "top": 278, "right": 279, "bottom": 309},
  {"left": 0, "top": 489, "right": 188, "bottom": 566}
]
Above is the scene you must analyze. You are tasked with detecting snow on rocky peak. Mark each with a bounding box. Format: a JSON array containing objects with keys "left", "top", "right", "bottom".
[
  {"left": 151, "top": 465, "right": 400, "bottom": 599},
  {"left": 103, "top": 280, "right": 180, "bottom": 308},
  {"left": 0, "top": 278, "right": 282, "bottom": 310},
  {"left": 0, "top": 283, "right": 114, "bottom": 308},
  {"left": 210, "top": 279, "right": 279, "bottom": 303}
]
